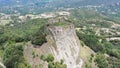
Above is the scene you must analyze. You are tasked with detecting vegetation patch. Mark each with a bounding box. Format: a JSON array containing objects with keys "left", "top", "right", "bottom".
[
  {"left": 31, "top": 26, "right": 47, "bottom": 46},
  {"left": 95, "top": 53, "right": 109, "bottom": 68},
  {"left": 77, "top": 31, "right": 103, "bottom": 52},
  {"left": 3, "top": 42, "right": 31, "bottom": 68},
  {"left": 40, "top": 54, "right": 67, "bottom": 68}
]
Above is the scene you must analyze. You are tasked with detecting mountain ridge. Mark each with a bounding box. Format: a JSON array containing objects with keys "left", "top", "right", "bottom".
[{"left": 0, "top": 0, "right": 120, "bottom": 14}]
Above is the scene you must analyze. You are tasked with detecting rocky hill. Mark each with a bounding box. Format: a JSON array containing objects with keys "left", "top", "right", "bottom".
[
  {"left": 47, "top": 23, "right": 83, "bottom": 68},
  {"left": 24, "top": 22, "right": 83, "bottom": 68}
]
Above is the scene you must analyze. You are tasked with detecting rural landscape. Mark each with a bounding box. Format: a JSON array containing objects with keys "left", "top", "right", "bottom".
[{"left": 0, "top": 0, "right": 120, "bottom": 68}]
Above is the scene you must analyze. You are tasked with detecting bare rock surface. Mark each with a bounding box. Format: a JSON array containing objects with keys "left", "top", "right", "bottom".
[{"left": 47, "top": 24, "right": 83, "bottom": 68}]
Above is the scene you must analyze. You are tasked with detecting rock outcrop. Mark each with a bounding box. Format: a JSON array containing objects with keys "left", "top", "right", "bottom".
[
  {"left": 24, "top": 23, "right": 83, "bottom": 68},
  {"left": 47, "top": 24, "right": 83, "bottom": 68}
]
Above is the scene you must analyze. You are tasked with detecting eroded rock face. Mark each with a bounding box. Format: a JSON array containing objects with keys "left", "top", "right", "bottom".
[
  {"left": 47, "top": 24, "right": 83, "bottom": 68},
  {"left": 0, "top": 62, "right": 6, "bottom": 68}
]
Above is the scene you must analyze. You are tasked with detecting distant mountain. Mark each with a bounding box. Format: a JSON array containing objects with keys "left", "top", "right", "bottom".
[
  {"left": 0, "top": 0, "right": 120, "bottom": 7},
  {"left": 0, "top": 0, "right": 120, "bottom": 14},
  {"left": 78, "top": 0, "right": 120, "bottom": 5}
]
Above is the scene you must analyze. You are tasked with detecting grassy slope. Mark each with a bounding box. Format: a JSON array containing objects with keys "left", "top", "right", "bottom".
[{"left": 79, "top": 41, "right": 97, "bottom": 68}]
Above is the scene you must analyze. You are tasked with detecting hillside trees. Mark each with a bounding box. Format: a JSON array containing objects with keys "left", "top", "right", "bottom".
[
  {"left": 77, "top": 31, "right": 103, "bottom": 52},
  {"left": 40, "top": 54, "right": 67, "bottom": 68},
  {"left": 3, "top": 42, "right": 31, "bottom": 68},
  {"left": 31, "top": 25, "right": 47, "bottom": 46},
  {"left": 0, "top": 18, "right": 47, "bottom": 44}
]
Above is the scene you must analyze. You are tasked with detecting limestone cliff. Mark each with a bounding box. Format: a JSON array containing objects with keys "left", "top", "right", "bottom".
[
  {"left": 46, "top": 23, "right": 83, "bottom": 68},
  {"left": 24, "top": 23, "right": 83, "bottom": 68}
]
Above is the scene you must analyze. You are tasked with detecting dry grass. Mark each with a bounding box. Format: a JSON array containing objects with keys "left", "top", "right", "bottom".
[{"left": 79, "top": 41, "right": 98, "bottom": 68}]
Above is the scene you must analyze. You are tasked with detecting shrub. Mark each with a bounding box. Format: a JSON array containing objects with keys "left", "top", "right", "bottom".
[
  {"left": 107, "top": 50, "right": 120, "bottom": 59},
  {"left": 40, "top": 54, "right": 46, "bottom": 61},
  {"left": 31, "top": 26, "right": 47, "bottom": 46},
  {"left": 48, "top": 62, "right": 54, "bottom": 68},
  {"left": 95, "top": 53, "right": 108, "bottom": 68},
  {"left": 46, "top": 54, "right": 54, "bottom": 62},
  {"left": 40, "top": 54, "right": 67, "bottom": 68},
  {"left": 107, "top": 57, "right": 120, "bottom": 68},
  {"left": 55, "top": 61, "right": 67, "bottom": 68}
]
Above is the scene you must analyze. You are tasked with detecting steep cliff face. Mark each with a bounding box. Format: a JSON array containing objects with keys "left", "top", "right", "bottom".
[
  {"left": 47, "top": 24, "right": 83, "bottom": 68},
  {"left": 24, "top": 23, "right": 83, "bottom": 68}
]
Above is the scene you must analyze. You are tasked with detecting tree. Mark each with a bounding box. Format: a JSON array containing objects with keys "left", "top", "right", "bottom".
[
  {"left": 31, "top": 26, "right": 47, "bottom": 46},
  {"left": 3, "top": 43, "right": 31, "bottom": 68},
  {"left": 46, "top": 54, "right": 54, "bottom": 62}
]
